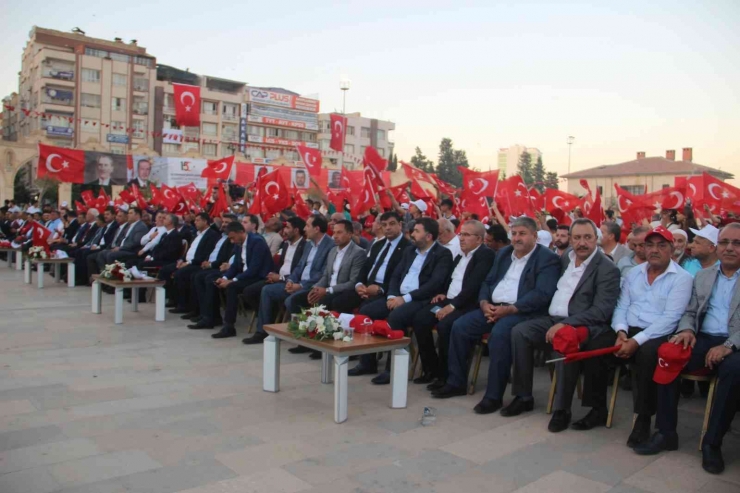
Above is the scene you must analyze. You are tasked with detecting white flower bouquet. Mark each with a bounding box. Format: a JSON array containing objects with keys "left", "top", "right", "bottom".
[
  {"left": 287, "top": 305, "right": 342, "bottom": 341},
  {"left": 100, "top": 260, "right": 133, "bottom": 282},
  {"left": 28, "top": 246, "right": 48, "bottom": 259}
]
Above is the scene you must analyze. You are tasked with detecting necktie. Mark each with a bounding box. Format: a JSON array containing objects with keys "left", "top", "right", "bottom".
[
  {"left": 369, "top": 241, "right": 392, "bottom": 284},
  {"left": 114, "top": 224, "right": 129, "bottom": 247}
]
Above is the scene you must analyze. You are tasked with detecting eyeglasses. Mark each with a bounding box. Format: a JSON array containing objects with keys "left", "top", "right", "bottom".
[{"left": 718, "top": 240, "right": 740, "bottom": 248}]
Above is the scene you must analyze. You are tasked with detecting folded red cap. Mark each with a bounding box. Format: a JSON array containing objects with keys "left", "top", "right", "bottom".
[
  {"left": 646, "top": 226, "right": 674, "bottom": 244},
  {"left": 653, "top": 342, "right": 691, "bottom": 384},
  {"left": 552, "top": 326, "right": 589, "bottom": 355},
  {"left": 371, "top": 320, "right": 404, "bottom": 339},
  {"left": 350, "top": 315, "right": 374, "bottom": 333}
]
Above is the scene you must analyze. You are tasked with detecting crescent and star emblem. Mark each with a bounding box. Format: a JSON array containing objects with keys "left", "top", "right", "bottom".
[
  {"left": 45, "top": 153, "right": 69, "bottom": 173},
  {"left": 469, "top": 178, "right": 488, "bottom": 195},
  {"left": 707, "top": 183, "right": 722, "bottom": 201},
  {"left": 265, "top": 181, "right": 280, "bottom": 199},
  {"left": 180, "top": 91, "right": 195, "bottom": 112},
  {"left": 668, "top": 191, "right": 683, "bottom": 210}
]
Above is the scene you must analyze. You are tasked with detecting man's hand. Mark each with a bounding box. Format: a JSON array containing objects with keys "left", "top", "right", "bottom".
[
  {"left": 431, "top": 294, "right": 447, "bottom": 304},
  {"left": 201, "top": 261, "right": 211, "bottom": 269},
  {"left": 615, "top": 331, "right": 638, "bottom": 358},
  {"left": 219, "top": 263, "right": 229, "bottom": 272},
  {"left": 150, "top": 230, "right": 159, "bottom": 239},
  {"left": 137, "top": 249, "right": 146, "bottom": 257},
  {"left": 285, "top": 281, "right": 302, "bottom": 294},
  {"left": 706, "top": 345, "right": 732, "bottom": 370},
  {"left": 545, "top": 323, "right": 566, "bottom": 344},
  {"left": 670, "top": 330, "right": 696, "bottom": 350},
  {"left": 436, "top": 304, "right": 455, "bottom": 320},
  {"left": 387, "top": 297, "right": 405, "bottom": 310},
  {"left": 215, "top": 278, "right": 232, "bottom": 289},
  {"left": 112, "top": 247, "right": 120, "bottom": 252},
  {"left": 176, "top": 260, "right": 184, "bottom": 269},
  {"left": 489, "top": 304, "right": 517, "bottom": 323},
  {"left": 308, "top": 287, "right": 327, "bottom": 305},
  {"left": 365, "top": 284, "right": 381, "bottom": 297},
  {"left": 480, "top": 301, "right": 495, "bottom": 321},
  {"left": 266, "top": 272, "right": 281, "bottom": 283}
]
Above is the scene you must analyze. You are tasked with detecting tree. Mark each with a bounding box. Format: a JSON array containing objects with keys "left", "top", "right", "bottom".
[
  {"left": 532, "top": 156, "right": 546, "bottom": 193},
  {"left": 410, "top": 147, "right": 435, "bottom": 173},
  {"left": 544, "top": 171, "right": 559, "bottom": 190},
  {"left": 34, "top": 177, "right": 60, "bottom": 205},
  {"left": 436, "top": 138, "right": 468, "bottom": 187},
  {"left": 517, "top": 151, "right": 533, "bottom": 187}
]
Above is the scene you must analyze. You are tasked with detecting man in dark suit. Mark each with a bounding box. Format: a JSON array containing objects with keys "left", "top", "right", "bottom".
[
  {"left": 189, "top": 221, "right": 273, "bottom": 339},
  {"left": 329, "top": 211, "right": 410, "bottom": 314},
  {"left": 95, "top": 207, "right": 148, "bottom": 270},
  {"left": 79, "top": 208, "right": 122, "bottom": 284},
  {"left": 128, "top": 214, "right": 183, "bottom": 269},
  {"left": 508, "top": 219, "right": 621, "bottom": 430},
  {"left": 127, "top": 158, "right": 153, "bottom": 189},
  {"left": 433, "top": 217, "right": 560, "bottom": 414},
  {"left": 412, "top": 220, "right": 495, "bottom": 387},
  {"left": 349, "top": 217, "right": 454, "bottom": 384},
  {"left": 52, "top": 209, "right": 95, "bottom": 253}
]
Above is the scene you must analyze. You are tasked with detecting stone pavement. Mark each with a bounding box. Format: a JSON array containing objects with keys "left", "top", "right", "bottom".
[{"left": 0, "top": 267, "right": 738, "bottom": 493}]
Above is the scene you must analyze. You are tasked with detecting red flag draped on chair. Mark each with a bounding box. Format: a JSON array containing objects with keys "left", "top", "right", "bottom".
[
  {"left": 37, "top": 144, "right": 85, "bottom": 183},
  {"left": 296, "top": 145, "right": 322, "bottom": 181},
  {"left": 173, "top": 83, "right": 201, "bottom": 127},
  {"left": 201, "top": 156, "right": 234, "bottom": 181},
  {"left": 329, "top": 114, "right": 347, "bottom": 153}
]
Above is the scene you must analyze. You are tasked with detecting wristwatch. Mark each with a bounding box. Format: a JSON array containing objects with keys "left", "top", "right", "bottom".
[{"left": 723, "top": 340, "right": 737, "bottom": 352}]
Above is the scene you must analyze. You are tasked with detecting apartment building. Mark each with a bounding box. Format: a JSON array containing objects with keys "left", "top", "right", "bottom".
[
  {"left": 497, "top": 144, "right": 542, "bottom": 176},
  {"left": 1, "top": 93, "right": 19, "bottom": 141},
  {"left": 317, "top": 112, "right": 395, "bottom": 169}
]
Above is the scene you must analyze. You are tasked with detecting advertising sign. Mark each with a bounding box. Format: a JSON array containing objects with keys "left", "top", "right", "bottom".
[
  {"left": 247, "top": 88, "right": 319, "bottom": 113},
  {"left": 106, "top": 134, "right": 129, "bottom": 144},
  {"left": 247, "top": 135, "right": 319, "bottom": 149},
  {"left": 247, "top": 115, "right": 318, "bottom": 131}
]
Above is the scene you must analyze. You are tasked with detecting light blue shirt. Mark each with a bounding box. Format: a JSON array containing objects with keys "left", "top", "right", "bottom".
[
  {"left": 47, "top": 218, "right": 62, "bottom": 234},
  {"left": 209, "top": 235, "right": 228, "bottom": 263},
  {"left": 702, "top": 266, "right": 739, "bottom": 336},
  {"left": 370, "top": 235, "right": 403, "bottom": 286},
  {"left": 681, "top": 258, "right": 720, "bottom": 278},
  {"left": 394, "top": 245, "right": 432, "bottom": 303},
  {"left": 612, "top": 260, "right": 693, "bottom": 345},
  {"left": 300, "top": 239, "right": 320, "bottom": 282},
  {"left": 617, "top": 252, "right": 640, "bottom": 278}
]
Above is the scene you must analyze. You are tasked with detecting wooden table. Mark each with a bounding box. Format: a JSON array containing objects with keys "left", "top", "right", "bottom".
[
  {"left": 91, "top": 275, "right": 166, "bottom": 324},
  {"left": 263, "top": 323, "right": 411, "bottom": 423},
  {"left": 0, "top": 248, "right": 23, "bottom": 270},
  {"left": 25, "top": 257, "right": 75, "bottom": 288}
]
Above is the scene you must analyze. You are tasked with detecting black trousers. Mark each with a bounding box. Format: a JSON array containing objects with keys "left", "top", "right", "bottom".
[
  {"left": 411, "top": 299, "right": 470, "bottom": 379},
  {"left": 74, "top": 247, "right": 98, "bottom": 285},
  {"left": 328, "top": 288, "right": 384, "bottom": 314},
  {"left": 223, "top": 278, "right": 261, "bottom": 326},
  {"left": 581, "top": 327, "right": 668, "bottom": 415},
  {"left": 192, "top": 269, "right": 222, "bottom": 319},
  {"left": 288, "top": 290, "right": 338, "bottom": 314},
  {"left": 168, "top": 263, "right": 197, "bottom": 308},
  {"left": 86, "top": 250, "right": 105, "bottom": 281}
]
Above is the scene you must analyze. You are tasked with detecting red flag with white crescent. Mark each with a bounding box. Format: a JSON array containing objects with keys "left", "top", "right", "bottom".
[
  {"left": 401, "top": 161, "right": 434, "bottom": 184},
  {"left": 544, "top": 189, "right": 581, "bottom": 214},
  {"left": 201, "top": 156, "right": 234, "bottom": 180},
  {"left": 160, "top": 185, "right": 181, "bottom": 211},
  {"left": 31, "top": 221, "right": 52, "bottom": 252},
  {"left": 329, "top": 114, "right": 346, "bottom": 153},
  {"left": 352, "top": 177, "right": 377, "bottom": 217},
  {"left": 460, "top": 168, "right": 499, "bottom": 202},
  {"left": 173, "top": 83, "right": 201, "bottom": 127},
  {"left": 37, "top": 144, "right": 85, "bottom": 183},
  {"left": 296, "top": 145, "right": 322, "bottom": 180}
]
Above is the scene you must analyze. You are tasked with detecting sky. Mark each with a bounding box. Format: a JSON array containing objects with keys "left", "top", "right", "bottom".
[{"left": 1, "top": 0, "right": 739, "bottom": 185}]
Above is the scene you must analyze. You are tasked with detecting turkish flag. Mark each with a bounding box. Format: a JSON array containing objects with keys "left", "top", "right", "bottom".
[
  {"left": 460, "top": 168, "right": 499, "bottom": 201},
  {"left": 380, "top": 183, "right": 411, "bottom": 209},
  {"left": 497, "top": 175, "right": 535, "bottom": 217},
  {"left": 149, "top": 184, "right": 162, "bottom": 207},
  {"left": 353, "top": 177, "right": 377, "bottom": 217},
  {"left": 642, "top": 186, "right": 686, "bottom": 211},
  {"left": 130, "top": 184, "right": 149, "bottom": 210},
  {"left": 80, "top": 190, "right": 96, "bottom": 206},
  {"left": 431, "top": 174, "right": 458, "bottom": 196},
  {"left": 173, "top": 83, "right": 201, "bottom": 127},
  {"left": 160, "top": 185, "right": 181, "bottom": 211},
  {"left": 74, "top": 200, "right": 87, "bottom": 214},
  {"left": 544, "top": 189, "right": 580, "bottom": 214},
  {"left": 410, "top": 178, "right": 435, "bottom": 199},
  {"left": 329, "top": 114, "right": 346, "bottom": 152},
  {"left": 696, "top": 172, "right": 740, "bottom": 212},
  {"left": 202, "top": 156, "right": 234, "bottom": 180},
  {"left": 613, "top": 184, "right": 651, "bottom": 214},
  {"left": 363, "top": 146, "right": 388, "bottom": 173},
  {"left": 402, "top": 161, "right": 434, "bottom": 184},
  {"left": 252, "top": 169, "right": 290, "bottom": 216},
  {"left": 296, "top": 145, "right": 322, "bottom": 180},
  {"left": 31, "top": 221, "right": 52, "bottom": 251},
  {"left": 172, "top": 200, "right": 188, "bottom": 215},
  {"left": 461, "top": 195, "right": 491, "bottom": 222},
  {"left": 363, "top": 165, "right": 385, "bottom": 193},
  {"left": 621, "top": 205, "right": 655, "bottom": 228},
  {"left": 209, "top": 185, "right": 229, "bottom": 219},
  {"left": 579, "top": 180, "right": 604, "bottom": 226},
  {"left": 37, "top": 144, "right": 85, "bottom": 183},
  {"left": 118, "top": 188, "right": 135, "bottom": 205},
  {"left": 528, "top": 188, "right": 543, "bottom": 211},
  {"left": 292, "top": 189, "right": 312, "bottom": 219},
  {"left": 177, "top": 183, "right": 201, "bottom": 202}
]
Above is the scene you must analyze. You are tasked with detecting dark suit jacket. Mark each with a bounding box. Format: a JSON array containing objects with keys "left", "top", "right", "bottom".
[
  {"left": 360, "top": 235, "right": 411, "bottom": 294},
  {"left": 388, "top": 242, "right": 453, "bottom": 301},
  {"left": 557, "top": 250, "right": 621, "bottom": 337},
  {"left": 446, "top": 245, "right": 496, "bottom": 311},
  {"left": 478, "top": 244, "right": 560, "bottom": 315},
  {"left": 149, "top": 229, "right": 183, "bottom": 263},
  {"left": 288, "top": 234, "right": 335, "bottom": 289},
  {"left": 188, "top": 228, "right": 220, "bottom": 265},
  {"left": 223, "top": 233, "right": 273, "bottom": 282},
  {"left": 210, "top": 234, "right": 234, "bottom": 269},
  {"left": 120, "top": 221, "right": 149, "bottom": 252},
  {"left": 63, "top": 219, "right": 81, "bottom": 242},
  {"left": 101, "top": 221, "right": 121, "bottom": 248},
  {"left": 70, "top": 221, "right": 90, "bottom": 244},
  {"left": 178, "top": 225, "right": 195, "bottom": 245},
  {"left": 275, "top": 238, "right": 306, "bottom": 274}
]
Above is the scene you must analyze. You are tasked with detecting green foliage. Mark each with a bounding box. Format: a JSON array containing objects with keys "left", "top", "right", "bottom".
[
  {"left": 532, "top": 156, "right": 546, "bottom": 193},
  {"left": 410, "top": 147, "right": 435, "bottom": 173},
  {"left": 436, "top": 138, "right": 468, "bottom": 187},
  {"left": 544, "top": 171, "right": 559, "bottom": 190},
  {"left": 518, "top": 152, "right": 533, "bottom": 186},
  {"left": 386, "top": 151, "right": 398, "bottom": 172}
]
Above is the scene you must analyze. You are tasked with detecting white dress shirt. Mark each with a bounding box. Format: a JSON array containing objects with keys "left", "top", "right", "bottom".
[
  {"left": 440, "top": 234, "right": 461, "bottom": 259},
  {"left": 549, "top": 249, "right": 597, "bottom": 317},
  {"left": 141, "top": 225, "right": 167, "bottom": 252},
  {"left": 279, "top": 239, "right": 301, "bottom": 278},
  {"left": 241, "top": 236, "right": 248, "bottom": 271},
  {"left": 209, "top": 234, "right": 228, "bottom": 262},
  {"left": 185, "top": 229, "right": 205, "bottom": 263},
  {"left": 328, "top": 244, "right": 349, "bottom": 293},
  {"left": 447, "top": 246, "right": 479, "bottom": 299},
  {"left": 394, "top": 244, "right": 433, "bottom": 303},
  {"left": 491, "top": 249, "right": 535, "bottom": 304},
  {"left": 364, "top": 235, "right": 403, "bottom": 287},
  {"left": 300, "top": 236, "right": 324, "bottom": 283}
]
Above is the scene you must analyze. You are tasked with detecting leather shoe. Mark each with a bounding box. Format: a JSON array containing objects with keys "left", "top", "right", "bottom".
[
  {"left": 426, "top": 378, "right": 445, "bottom": 391},
  {"left": 180, "top": 312, "right": 198, "bottom": 320},
  {"left": 627, "top": 417, "right": 652, "bottom": 448},
  {"left": 169, "top": 307, "right": 190, "bottom": 314},
  {"left": 500, "top": 397, "right": 534, "bottom": 417},
  {"left": 188, "top": 321, "right": 214, "bottom": 330},
  {"left": 474, "top": 398, "right": 503, "bottom": 415},
  {"left": 571, "top": 407, "right": 608, "bottom": 431},
  {"left": 348, "top": 365, "right": 377, "bottom": 376},
  {"left": 371, "top": 371, "right": 390, "bottom": 385},
  {"left": 242, "top": 332, "right": 267, "bottom": 345},
  {"left": 289, "top": 345, "right": 311, "bottom": 354},
  {"left": 634, "top": 432, "right": 679, "bottom": 455},
  {"left": 702, "top": 443, "right": 725, "bottom": 474},
  {"left": 431, "top": 384, "right": 467, "bottom": 399},
  {"left": 413, "top": 373, "right": 437, "bottom": 385},
  {"left": 309, "top": 350, "right": 322, "bottom": 360},
  {"left": 548, "top": 410, "right": 572, "bottom": 433},
  {"left": 212, "top": 327, "right": 236, "bottom": 339}
]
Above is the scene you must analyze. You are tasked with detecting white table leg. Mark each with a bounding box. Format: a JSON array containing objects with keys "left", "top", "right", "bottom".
[
  {"left": 131, "top": 287, "right": 139, "bottom": 312},
  {"left": 390, "top": 348, "right": 409, "bottom": 409},
  {"left": 321, "top": 352, "right": 333, "bottom": 384},
  {"left": 5, "top": 253, "right": 11, "bottom": 268},
  {"left": 67, "top": 263, "right": 75, "bottom": 287},
  {"left": 155, "top": 287, "right": 165, "bottom": 321},
  {"left": 334, "top": 356, "right": 349, "bottom": 423},
  {"left": 24, "top": 259, "right": 31, "bottom": 284},
  {"left": 92, "top": 281, "right": 102, "bottom": 314},
  {"left": 263, "top": 335, "right": 281, "bottom": 392},
  {"left": 37, "top": 262, "right": 44, "bottom": 289},
  {"left": 114, "top": 287, "right": 124, "bottom": 324},
  {"left": 54, "top": 263, "right": 61, "bottom": 282},
  {"left": 15, "top": 251, "right": 23, "bottom": 271}
]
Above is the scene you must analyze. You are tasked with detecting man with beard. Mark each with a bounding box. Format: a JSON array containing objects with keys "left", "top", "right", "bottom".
[{"left": 553, "top": 225, "right": 570, "bottom": 256}]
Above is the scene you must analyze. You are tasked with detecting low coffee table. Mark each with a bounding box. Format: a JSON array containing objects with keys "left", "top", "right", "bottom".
[
  {"left": 25, "top": 257, "right": 75, "bottom": 288},
  {"left": 263, "top": 323, "right": 411, "bottom": 423},
  {"left": 0, "top": 247, "right": 21, "bottom": 269},
  {"left": 91, "top": 275, "right": 166, "bottom": 324}
]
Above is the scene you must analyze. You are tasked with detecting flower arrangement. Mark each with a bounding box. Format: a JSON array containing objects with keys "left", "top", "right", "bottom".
[
  {"left": 100, "top": 261, "right": 133, "bottom": 282},
  {"left": 28, "top": 246, "right": 48, "bottom": 259},
  {"left": 287, "top": 305, "right": 342, "bottom": 341}
]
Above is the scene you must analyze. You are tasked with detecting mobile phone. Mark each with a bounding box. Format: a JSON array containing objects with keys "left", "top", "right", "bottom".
[{"left": 430, "top": 306, "right": 441, "bottom": 314}]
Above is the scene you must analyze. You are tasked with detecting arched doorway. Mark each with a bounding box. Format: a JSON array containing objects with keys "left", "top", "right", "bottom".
[{"left": 13, "top": 161, "right": 35, "bottom": 205}]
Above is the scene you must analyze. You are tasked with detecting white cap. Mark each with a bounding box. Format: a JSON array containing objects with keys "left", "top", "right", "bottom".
[
  {"left": 400, "top": 202, "right": 410, "bottom": 210},
  {"left": 689, "top": 225, "right": 719, "bottom": 246},
  {"left": 672, "top": 229, "right": 688, "bottom": 240},
  {"left": 537, "top": 230, "right": 553, "bottom": 247},
  {"left": 26, "top": 206, "right": 40, "bottom": 214},
  {"left": 60, "top": 201, "right": 69, "bottom": 208},
  {"left": 410, "top": 199, "right": 428, "bottom": 213},
  {"left": 119, "top": 203, "right": 130, "bottom": 212},
  {"left": 9, "top": 206, "right": 20, "bottom": 213}
]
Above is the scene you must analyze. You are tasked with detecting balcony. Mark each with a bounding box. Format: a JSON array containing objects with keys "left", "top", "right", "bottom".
[
  {"left": 42, "top": 88, "right": 74, "bottom": 107},
  {"left": 163, "top": 105, "right": 175, "bottom": 114},
  {"left": 133, "top": 78, "right": 149, "bottom": 92},
  {"left": 133, "top": 103, "right": 149, "bottom": 115},
  {"left": 222, "top": 113, "right": 238, "bottom": 122}
]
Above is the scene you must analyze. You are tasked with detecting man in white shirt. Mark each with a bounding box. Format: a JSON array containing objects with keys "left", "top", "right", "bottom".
[
  {"left": 508, "top": 219, "right": 621, "bottom": 432},
  {"left": 437, "top": 218, "right": 461, "bottom": 259},
  {"left": 137, "top": 211, "right": 166, "bottom": 257}
]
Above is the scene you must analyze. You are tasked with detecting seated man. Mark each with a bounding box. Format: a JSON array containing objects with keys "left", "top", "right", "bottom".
[
  {"left": 189, "top": 221, "right": 272, "bottom": 339},
  {"left": 95, "top": 207, "right": 148, "bottom": 271},
  {"left": 577, "top": 226, "right": 692, "bottom": 447},
  {"left": 412, "top": 220, "right": 495, "bottom": 387},
  {"left": 432, "top": 216, "right": 560, "bottom": 416},
  {"left": 127, "top": 214, "right": 182, "bottom": 269},
  {"left": 635, "top": 223, "right": 740, "bottom": 475},
  {"left": 349, "top": 217, "right": 453, "bottom": 385},
  {"left": 79, "top": 208, "right": 122, "bottom": 284},
  {"left": 508, "top": 219, "right": 621, "bottom": 430}
]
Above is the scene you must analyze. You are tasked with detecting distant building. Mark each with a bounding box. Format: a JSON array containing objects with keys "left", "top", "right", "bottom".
[
  {"left": 2, "top": 93, "right": 19, "bottom": 141},
  {"left": 318, "top": 112, "right": 395, "bottom": 169},
  {"left": 497, "top": 145, "right": 542, "bottom": 176},
  {"left": 562, "top": 148, "right": 734, "bottom": 207}
]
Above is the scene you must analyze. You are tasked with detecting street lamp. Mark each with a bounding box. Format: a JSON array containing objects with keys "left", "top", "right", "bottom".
[
  {"left": 567, "top": 136, "right": 575, "bottom": 175},
  {"left": 340, "top": 79, "right": 351, "bottom": 115}
]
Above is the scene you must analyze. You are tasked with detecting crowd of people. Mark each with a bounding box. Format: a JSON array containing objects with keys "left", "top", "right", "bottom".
[{"left": 0, "top": 192, "right": 738, "bottom": 476}]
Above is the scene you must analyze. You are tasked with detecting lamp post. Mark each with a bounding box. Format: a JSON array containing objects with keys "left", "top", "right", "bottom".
[
  {"left": 340, "top": 79, "right": 350, "bottom": 115},
  {"left": 567, "top": 136, "right": 575, "bottom": 175}
]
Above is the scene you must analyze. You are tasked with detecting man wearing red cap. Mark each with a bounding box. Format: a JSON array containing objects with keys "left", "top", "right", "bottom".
[
  {"left": 635, "top": 223, "right": 740, "bottom": 475},
  {"left": 577, "top": 226, "right": 693, "bottom": 448},
  {"left": 508, "top": 218, "right": 621, "bottom": 431}
]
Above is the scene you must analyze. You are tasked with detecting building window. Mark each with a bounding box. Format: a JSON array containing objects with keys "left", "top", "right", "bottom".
[
  {"left": 163, "top": 143, "right": 180, "bottom": 153},
  {"left": 266, "top": 148, "right": 280, "bottom": 159},
  {"left": 222, "top": 124, "right": 237, "bottom": 141},
  {"left": 133, "top": 77, "right": 148, "bottom": 92},
  {"left": 84, "top": 48, "right": 107, "bottom": 58},
  {"left": 378, "top": 148, "right": 386, "bottom": 157},
  {"left": 164, "top": 94, "right": 174, "bottom": 110},
  {"left": 247, "top": 125, "right": 264, "bottom": 136},
  {"left": 346, "top": 126, "right": 355, "bottom": 136},
  {"left": 301, "top": 132, "right": 316, "bottom": 142},
  {"left": 110, "top": 146, "right": 126, "bottom": 155},
  {"left": 360, "top": 145, "right": 367, "bottom": 155},
  {"left": 203, "top": 143, "right": 217, "bottom": 156},
  {"left": 182, "top": 142, "right": 199, "bottom": 153},
  {"left": 222, "top": 103, "right": 238, "bottom": 121},
  {"left": 597, "top": 186, "right": 603, "bottom": 195},
  {"left": 267, "top": 127, "right": 280, "bottom": 138},
  {"left": 111, "top": 121, "right": 126, "bottom": 135},
  {"left": 133, "top": 97, "right": 148, "bottom": 115},
  {"left": 623, "top": 185, "right": 645, "bottom": 195},
  {"left": 202, "top": 122, "right": 217, "bottom": 135},
  {"left": 662, "top": 184, "right": 670, "bottom": 189},
  {"left": 132, "top": 120, "right": 146, "bottom": 139},
  {"left": 344, "top": 144, "right": 355, "bottom": 154},
  {"left": 134, "top": 56, "right": 152, "bottom": 67},
  {"left": 283, "top": 150, "right": 298, "bottom": 161},
  {"left": 81, "top": 68, "right": 100, "bottom": 83},
  {"left": 109, "top": 52, "right": 130, "bottom": 63},
  {"left": 202, "top": 101, "right": 217, "bottom": 115},
  {"left": 376, "top": 129, "right": 386, "bottom": 141},
  {"left": 247, "top": 147, "right": 265, "bottom": 159},
  {"left": 319, "top": 139, "right": 330, "bottom": 150},
  {"left": 284, "top": 130, "right": 299, "bottom": 140},
  {"left": 361, "top": 127, "right": 371, "bottom": 138},
  {"left": 112, "top": 73, "right": 127, "bottom": 86},
  {"left": 80, "top": 93, "right": 101, "bottom": 108},
  {"left": 163, "top": 116, "right": 179, "bottom": 130},
  {"left": 111, "top": 97, "right": 126, "bottom": 112}
]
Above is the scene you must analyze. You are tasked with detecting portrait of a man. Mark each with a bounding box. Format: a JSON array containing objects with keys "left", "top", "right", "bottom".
[
  {"left": 128, "top": 158, "right": 152, "bottom": 189},
  {"left": 292, "top": 169, "right": 308, "bottom": 189},
  {"left": 329, "top": 170, "right": 342, "bottom": 189},
  {"left": 84, "top": 152, "right": 126, "bottom": 186}
]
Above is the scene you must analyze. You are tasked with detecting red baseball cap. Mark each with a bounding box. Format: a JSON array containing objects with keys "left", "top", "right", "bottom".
[
  {"left": 552, "top": 326, "right": 589, "bottom": 355},
  {"left": 646, "top": 226, "right": 674, "bottom": 243},
  {"left": 364, "top": 216, "right": 375, "bottom": 228},
  {"left": 653, "top": 342, "right": 691, "bottom": 384}
]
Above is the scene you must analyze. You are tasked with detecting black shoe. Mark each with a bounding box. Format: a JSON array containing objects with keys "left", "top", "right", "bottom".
[
  {"left": 289, "top": 345, "right": 311, "bottom": 354},
  {"left": 170, "top": 307, "right": 190, "bottom": 314},
  {"left": 413, "top": 373, "right": 437, "bottom": 385},
  {"left": 698, "top": 380, "right": 710, "bottom": 398},
  {"left": 348, "top": 365, "right": 377, "bottom": 377},
  {"left": 181, "top": 312, "right": 198, "bottom": 320},
  {"left": 500, "top": 397, "right": 534, "bottom": 417},
  {"left": 627, "top": 417, "right": 652, "bottom": 448},
  {"left": 371, "top": 371, "right": 390, "bottom": 385},
  {"left": 426, "top": 378, "right": 445, "bottom": 391},
  {"left": 701, "top": 444, "right": 725, "bottom": 474},
  {"left": 165, "top": 300, "right": 177, "bottom": 308},
  {"left": 242, "top": 333, "right": 267, "bottom": 345},
  {"left": 571, "top": 407, "right": 608, "bottom": 431},
  {"left": 548, "top": 410, "right": 572, "bottom": 433},
  {"left": 474, "top": 398, "right": 503, "bottom": 415},
  {"left": 188, "top": 321, "right": 214, "bottom": 330},
  {"left": 431, "top": 384, "right": 467, "bottom": 399},
  {"left": 212, "top": 327, "right": 236, "bottom": 339},
  {"left": 309, "top": 350, "right": 322, "bottom": 360},
  {"left": 634, "top": 432, "right": 679, "bottom": 455}
]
